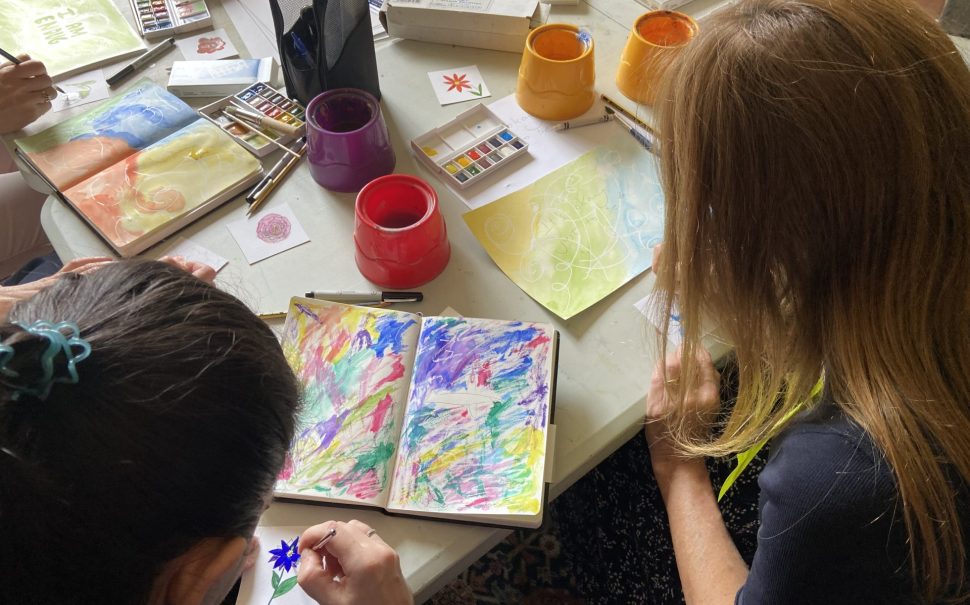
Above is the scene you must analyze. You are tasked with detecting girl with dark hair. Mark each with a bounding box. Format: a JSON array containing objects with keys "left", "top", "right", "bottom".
[{"left": 0, "top": 258, "right": 412, "bottom": 605}]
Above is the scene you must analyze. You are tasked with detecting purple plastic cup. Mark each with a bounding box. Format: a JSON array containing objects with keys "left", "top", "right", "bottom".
[{"left": 306, "top": 88, "right": 396, "bottom": 193}]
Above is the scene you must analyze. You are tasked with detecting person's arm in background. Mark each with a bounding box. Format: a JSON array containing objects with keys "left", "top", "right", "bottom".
[
  {"left": 645, "top": 349, "right": 749, "bottom": 605},
  {"left": 0, "top": 55, "right": 56, "bottom": 135},
  {"left": 916, "top": 0, "right": 970, "bottom": 37},
  {"left": 0, "top": 257, "right": 215, "bottom": 320}
]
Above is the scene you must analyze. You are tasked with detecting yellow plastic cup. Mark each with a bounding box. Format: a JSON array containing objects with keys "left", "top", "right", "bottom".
[
  {"left": 615, "top": 11, "right": 698, "bottom": 106},
  {"left": 515, "top": 23, "right": 596, "bottom": 121}
]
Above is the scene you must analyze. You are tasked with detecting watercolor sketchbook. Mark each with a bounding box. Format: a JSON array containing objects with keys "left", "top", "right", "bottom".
[
  {"left": 276, "top": 297, "right": 559, "bottom": 529},
  {"left": 0, "top": 0, "right": 145, "bottom": 80},
  {"left": 13, "top": 80, "right": 261, "bottom": 257}
]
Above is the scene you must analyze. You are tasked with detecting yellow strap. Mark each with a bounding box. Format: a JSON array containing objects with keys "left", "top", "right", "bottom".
[{"left": 717, "top": 377, "right": 824, "bottom": 502}]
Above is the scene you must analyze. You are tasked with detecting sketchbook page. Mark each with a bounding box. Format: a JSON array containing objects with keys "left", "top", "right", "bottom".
[
  {"left": 386, "top": 317, "right": 556, "bottom": 518},
  {"left": 0, "top": 0, "right": 144, "bottom": 80},
  {"left": 275, "top": 298, "right": 421, "bottom": 509},
  {"left": 236, "top": 526, "right": 317, "bottom": 605},
  {"left": 60, "top": 118, "right": 260, "bottom": 257},
  {"left": 463, "top": 139, "right": 664, "bottom": 320},
  {"left": 14, "top": 81, "right": 198, "bottom": 191}
]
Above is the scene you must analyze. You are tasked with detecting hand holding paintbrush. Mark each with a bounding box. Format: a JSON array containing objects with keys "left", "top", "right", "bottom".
[{"left": 0, "top": 47, "right": 62, "bottom": 134}]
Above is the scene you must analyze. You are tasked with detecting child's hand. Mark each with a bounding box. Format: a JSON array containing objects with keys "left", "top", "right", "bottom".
[{"left": 297, "top": 520, "right": 412, "bottom": 605}]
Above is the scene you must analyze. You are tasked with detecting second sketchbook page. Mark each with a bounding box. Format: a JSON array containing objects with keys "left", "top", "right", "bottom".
[{"left": 386, "top": 316, "right": 557, "bottom": 525}]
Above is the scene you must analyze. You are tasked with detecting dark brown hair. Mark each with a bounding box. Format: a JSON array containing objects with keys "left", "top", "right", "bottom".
[
  {"left": 653, "top": 0, "right": 970, "bottom": 600},
  {"left": 0, "top": 260, "right": 300, "bottom": 603}
]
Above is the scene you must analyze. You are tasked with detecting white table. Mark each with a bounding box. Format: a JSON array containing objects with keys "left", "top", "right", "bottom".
[{"left": 18, "top": 0, "right": 733, "bottom": 602}]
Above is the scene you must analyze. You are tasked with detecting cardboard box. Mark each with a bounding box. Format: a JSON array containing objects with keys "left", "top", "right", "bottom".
[
  {"left": 379, "top": 0, "right": 545, "bottom": 53},
  {"left": 167, "top": 58, "right": 276, "bottom": 98}
]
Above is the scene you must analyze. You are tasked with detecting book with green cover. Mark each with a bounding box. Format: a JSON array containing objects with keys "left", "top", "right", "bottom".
[{"left": 0, "top": 0, "right": 144, "bottom": 79}]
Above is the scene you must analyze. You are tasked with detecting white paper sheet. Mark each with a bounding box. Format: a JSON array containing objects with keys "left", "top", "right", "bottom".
[
  {"left": 427, "top": 65, "right": 491, "bottom": 106},
  {"left": 453, "top": 94, "right": 622, "bottom": 209},
  {"left": 175, "top": 29, "right": 240, "bottom": 61},
  {"left": 227, "top": 203, "right": 310, "bottom": 264},
  {"left": 236, "top": 526, "right": 318, "bottom": 605},
  {"left": 50, "top": 69, "right": 109, "bottom": 113},
  {"left": 158, "top": 238, "right": 229, "bottom": 273},
  {"left": 635, "top": 291, "right": 683, "bottom": 348}
]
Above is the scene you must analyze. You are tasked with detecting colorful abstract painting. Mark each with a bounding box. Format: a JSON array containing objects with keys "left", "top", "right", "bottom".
[
  {"left": 276, "top": 302, "right": 421, "bottom": 506},
  {"left": 16, "top": 81, "right": 198, "bottom": 190},
  {"left": 0, "top": 0, "right": 144, "bottom": 79},
  {"left": 61, "top": 118, "right": 260, "bottom": 250},
  {"left": 387, "top": 317, "right": 555, "bottom": 516},
  {"left": 463, "top": 140, "right": 664, "bottom": 319}
]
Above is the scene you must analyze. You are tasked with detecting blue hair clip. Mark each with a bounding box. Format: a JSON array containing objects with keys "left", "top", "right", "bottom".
[
  {"left": 0, "top": 343, "right": 15, "bottom": 378},
  {"left": 1, "top": 320, "right": 91, "bottom": 400}
]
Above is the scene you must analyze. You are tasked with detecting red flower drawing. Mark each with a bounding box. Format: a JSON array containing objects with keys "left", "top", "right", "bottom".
[
  {"left": 443, "top": 73, "right": 472, "bottom": 93},
  {"left": 197, "top": 36, "right": 226, "bottom": 55}
]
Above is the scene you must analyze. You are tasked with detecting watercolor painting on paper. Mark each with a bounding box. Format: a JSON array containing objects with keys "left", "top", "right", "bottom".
[
  {"left": 276, "top": 301, "right": 421, "bottom": 507},
  {"left": 227, "top": 203, "right": 311, "bottom": 265},
  {"left": 62, "top": 118, "right": 260, "bottom": 251},
  {"left": 428, "top": 65, "right": 491, "bottom": 106},
  {"left": 16, "top": 81, "right": 198, "bottom": 190},
  {"left": 0, "top": 0, "right": 144, "bottom": 79},
  {"left": 386, "top": 317, "right": 555, "bottom": 516},
  {"left": 463, "top": 139, "right": 664, "bottom": 319},
  {"left": 236, "top": 526, "right": 318, "bottom": 605}
]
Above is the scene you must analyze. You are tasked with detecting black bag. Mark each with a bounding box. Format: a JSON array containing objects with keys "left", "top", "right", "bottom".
[{"left": 270, "top": 0, "right": 381, "bottom": 106}]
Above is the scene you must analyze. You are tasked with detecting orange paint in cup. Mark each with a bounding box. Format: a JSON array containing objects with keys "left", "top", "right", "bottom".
[{"left": 637, "top": 13, "right": 695, "bottom": 47}]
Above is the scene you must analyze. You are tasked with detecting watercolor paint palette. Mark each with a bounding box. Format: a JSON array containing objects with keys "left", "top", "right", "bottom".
[
  {"left": 128, "top": 0, "right": 212, "bottom": 39},
  {"left": 411, "top": 104, "right": 528, "bottom": 189},
  {"left": 198, "top": 83, "right": 306, "bottom": 157}
]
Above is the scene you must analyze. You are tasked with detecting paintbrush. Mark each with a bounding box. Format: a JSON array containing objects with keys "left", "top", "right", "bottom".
[
  {"left": 220, "top": 109, "right": 302, "bottom": 159},
  {"left": 605, "top": 107, "right": 656, "bottom": 154},
  {"left": 225, "top": 105, "right": 302, "bottom": 137},
  {"left": 0, "top": 47, "right": 66, "bottom": 94}
]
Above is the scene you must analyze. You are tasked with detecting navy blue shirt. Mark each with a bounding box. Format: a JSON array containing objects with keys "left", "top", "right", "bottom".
[{"left": 736, "top": 402, "right": 915, "bottom": 604}]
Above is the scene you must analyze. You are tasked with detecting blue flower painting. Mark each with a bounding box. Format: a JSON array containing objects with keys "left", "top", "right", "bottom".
[{"left": 267, "top": 537, "right": 301, "bottom": 603}]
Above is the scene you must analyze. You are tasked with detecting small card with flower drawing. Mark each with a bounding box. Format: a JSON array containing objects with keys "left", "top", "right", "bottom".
[
  {"left": 236, "top": 526, "right": 318, "bottom": 604},
  {"left": 427, "top": 65, "right": 491, "bottom": 106}
]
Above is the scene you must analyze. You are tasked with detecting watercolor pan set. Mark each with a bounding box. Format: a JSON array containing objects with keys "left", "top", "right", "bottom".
[
  {"left": 198, "top": 83, "right": 306, "bottom": 157},
  {"left": 128, "top": 0, "right": 212, "bottom": 39},
  {"left": 411, "top": 104, "right": 528, "bottom": 189}
]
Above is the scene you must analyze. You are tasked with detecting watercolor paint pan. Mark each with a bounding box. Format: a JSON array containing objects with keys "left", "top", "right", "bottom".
[
  {"left": 198, "top": 83, "right": 306, "bottom": 157},
  {"left": 129, "top": 0, "right": 212, "bottom": 39},
  {"left": 410, "top": 103, "right": 529, "bottom": 190}
]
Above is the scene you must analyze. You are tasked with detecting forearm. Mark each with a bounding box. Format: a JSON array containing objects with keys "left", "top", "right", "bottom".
[{"left": 655, "top": 460, "right": 748, "bottom": 605}]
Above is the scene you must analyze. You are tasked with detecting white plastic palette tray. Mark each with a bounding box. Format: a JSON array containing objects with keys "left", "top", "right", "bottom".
[{"left": 411, "top": 103, "right": 528, "bottom": 189}]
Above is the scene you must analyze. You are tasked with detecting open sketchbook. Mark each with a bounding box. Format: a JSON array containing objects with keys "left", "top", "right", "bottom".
[
  {"left": 276, "top": 297, "right": 559, "bottom": 529},
  {"left": 14, "top": 81, "right": 261, "bottom": 257}
]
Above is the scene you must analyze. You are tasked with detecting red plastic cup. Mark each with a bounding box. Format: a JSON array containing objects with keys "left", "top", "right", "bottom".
[{"left": 354, "top": 174, "right": 451, "bottom": 288}]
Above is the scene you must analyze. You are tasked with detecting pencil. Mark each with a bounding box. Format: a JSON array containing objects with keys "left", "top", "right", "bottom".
[
  {"left": 0, "top": 46, "right": 66, "bottom": 94},
  {"left": 247, "top": 139, "right": 308, "bottom": 217},
  {"left": 600, "top": 94, "right": 656, "bottom": 136}
]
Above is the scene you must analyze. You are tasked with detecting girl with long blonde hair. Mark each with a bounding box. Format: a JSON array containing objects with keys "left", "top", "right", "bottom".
[{"left": 647, "top": 0, "right": 970, "bottom": 603}]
